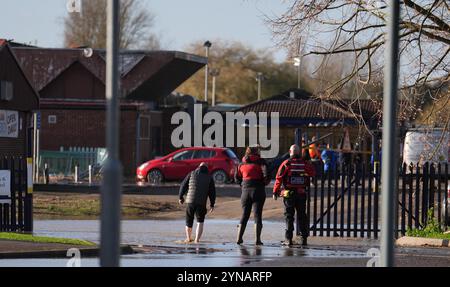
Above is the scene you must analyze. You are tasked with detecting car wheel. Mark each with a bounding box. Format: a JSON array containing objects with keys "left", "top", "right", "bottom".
[
  {"left": 147, "top": 169, "right": 164, "bottom": 185},
  {"left": 212, "top": 170, "right": 228, "bottom": 185}
]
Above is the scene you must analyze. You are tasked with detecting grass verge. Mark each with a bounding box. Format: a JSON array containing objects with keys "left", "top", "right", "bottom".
[
  {"left": 0, "top": 232, "right": 95, "bottom": 246},
  {"left": 405, "top": 230, "right": 450, "bottom": 240},
  {"left": 406, "top": 208, "right": 450, "bottom": 240}
]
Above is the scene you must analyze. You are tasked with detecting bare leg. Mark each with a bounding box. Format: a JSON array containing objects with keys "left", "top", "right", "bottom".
[
  {"left": 194, "top": 222, "right": 204, "bottom": 243},
  {"left": 185, "top": 226, "right": 193, "bottom": 243}
]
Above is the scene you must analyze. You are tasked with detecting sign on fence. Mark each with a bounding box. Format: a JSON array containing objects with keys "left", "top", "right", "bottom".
[
  {"left": 0, "top": 110, "right": 19, "bottom": 138},
  {"left": 0, "top": 170, "right": 11, "bottom": 203}
]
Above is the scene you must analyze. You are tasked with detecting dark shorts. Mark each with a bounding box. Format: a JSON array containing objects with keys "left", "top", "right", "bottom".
[{"left": 186, "top": 204, "right": 207, "bottom": 227}]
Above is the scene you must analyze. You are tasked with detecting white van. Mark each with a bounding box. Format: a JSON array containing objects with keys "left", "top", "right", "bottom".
[{"left": 403, "top": 128, "right": 449, "bottom": 166}]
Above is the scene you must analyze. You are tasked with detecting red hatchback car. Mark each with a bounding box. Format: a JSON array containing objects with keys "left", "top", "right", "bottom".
[{"left": 136, "top": 147, "right": 239, "bottom": 185}]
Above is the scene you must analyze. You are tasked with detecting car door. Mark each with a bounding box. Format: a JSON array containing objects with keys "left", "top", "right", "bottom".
[{"left": 163, "top": 150, "right": 194, "bottom": 180}]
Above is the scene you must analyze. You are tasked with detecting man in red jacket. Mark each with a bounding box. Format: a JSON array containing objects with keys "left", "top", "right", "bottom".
[{"left": 273, "top": 144, "right": 316, "bottom": 246}]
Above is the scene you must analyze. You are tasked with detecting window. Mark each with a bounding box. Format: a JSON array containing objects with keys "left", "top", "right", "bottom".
[
  {"left": 173, "top": 150, "right": 194, "bottom": 161},
  {"left": 48, "top": 115, "right": 57, "bottom": 124},
  {"left": 0, "top": 81, "right": 13, "bottom": 101},
  {"left": 225, "top": 149, "right": 238, "bottom": 159},
  {"left": 193, "top": 149, "right": 214, "bottom": 159}
]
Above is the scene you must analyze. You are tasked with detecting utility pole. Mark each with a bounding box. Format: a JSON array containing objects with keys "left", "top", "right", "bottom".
[
  {"left": 204, "top": 41, "right": 212, "bottom": 103},
  {"left": 294, "top": 37, "right": 302, "bottom": 89},
  {"left": 210, "top": 68, "right": 220, "bottom": 107},
  {"left": 100, "top": 0, "right": 122, "bottom": 267},
  {"left": 256, "top": 72, "right": 264, "bottom": 101},
  {"left": 380, "top": 0, "right": 400, "bottom": 267}
]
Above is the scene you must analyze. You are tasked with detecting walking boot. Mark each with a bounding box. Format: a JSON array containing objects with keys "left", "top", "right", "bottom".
[
  {"left": 236, "top": 223, "right": 246, "bottom": 245},
  {"left": 255, "top": 224, "right": 263, "bottom": 246},
  {"left": 301, "top": 237, "right": 308, "bottom": 246},
  {"left": 283, "top": 229, "right": 293, "bottom": 246}
]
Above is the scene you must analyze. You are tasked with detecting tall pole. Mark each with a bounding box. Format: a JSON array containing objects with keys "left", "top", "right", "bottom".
[
  {"left": 380, "top": 0, "right": 400, "bottom": 267},
  {"left": 212, "top": 75, "right": 216, "bottom": 107},
  {"left": 297, "top": 37, "right": 301, "bottom": 89},
  {"left": 210, "top": 68, "right": 220, "bottom": 107},
  {"left": 256, "top": 72, "right": 263, "bottom": 101},
  {"left": 204, "top": 41, "right": 211, "bottom": 103},
  {"left": 101, "top": 0, "right": 122, "bottom": 267}
]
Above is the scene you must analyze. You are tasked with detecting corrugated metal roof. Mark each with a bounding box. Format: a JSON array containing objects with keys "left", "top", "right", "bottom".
[
  {"left": 235, "top": 89, "right": 379, "bottom": 122},
  {"left": 237, "top": 99, "right": 353, "bottom": 119}
]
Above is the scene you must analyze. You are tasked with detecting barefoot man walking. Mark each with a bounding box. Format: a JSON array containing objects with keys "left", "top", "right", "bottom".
[{"left": 179, "top": 163, "right": 216, "bottom": 243}]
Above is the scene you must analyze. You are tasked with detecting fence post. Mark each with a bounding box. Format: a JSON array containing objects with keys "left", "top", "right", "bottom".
[
  {"left": 24, "top": 157, "right": 33, "bottom": 232},
  {"left": 44, "top": 163, "right": 49, "bottom": 184},
  {"left": 74, "top": 164, "right": 78, "bottom": 184},
  {"left": 89, "top": 165, "right": 93, "bottom": 185}
]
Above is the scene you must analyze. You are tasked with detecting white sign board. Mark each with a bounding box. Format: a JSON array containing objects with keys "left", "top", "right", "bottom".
[
  {"left": 0, "top": 170, "right": 11, "bottom": 203},
  {"left": 0, "top": 110, "right": 19, "bottom": 138}
]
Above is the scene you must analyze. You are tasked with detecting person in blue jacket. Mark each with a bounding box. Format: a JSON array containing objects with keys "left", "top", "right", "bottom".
[{"left": 321, "top": 143, "right": 337, "bottom": 178}]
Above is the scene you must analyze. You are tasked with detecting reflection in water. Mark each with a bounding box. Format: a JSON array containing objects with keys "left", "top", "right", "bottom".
[
  {"left": 239, "top": 246, "right": 263, "bottom": 257},
  {"left": 283, "top": 247, "right": 306, "bottom": 257}
]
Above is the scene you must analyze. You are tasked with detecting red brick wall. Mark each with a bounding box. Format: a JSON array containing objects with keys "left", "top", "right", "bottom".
[{"left": 39, "top": 107, "right": 138, "bottom": 176}]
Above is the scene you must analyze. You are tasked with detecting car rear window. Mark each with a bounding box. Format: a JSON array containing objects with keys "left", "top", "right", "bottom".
[{"left": 225, "top": 149, "right": 238, "bottom": 159}]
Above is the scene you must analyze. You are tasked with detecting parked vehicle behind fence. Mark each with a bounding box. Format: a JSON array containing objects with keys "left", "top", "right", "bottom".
[
  {"left": 136, "top": 147, "right": 239, "bottom": 185},
  {"left": 403, "top": 128, "right": 449, "bottom": 166},
  {"left": 444, "top": 184, "right": 450, "bottom": 226}
]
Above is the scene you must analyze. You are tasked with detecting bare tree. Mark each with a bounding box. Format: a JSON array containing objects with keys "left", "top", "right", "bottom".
[
  {"left": 269, "top": 0, "right": 449, "bottom": 127},
  {"left": 64, "top": 0, "right": 160, "bottom": 49}
]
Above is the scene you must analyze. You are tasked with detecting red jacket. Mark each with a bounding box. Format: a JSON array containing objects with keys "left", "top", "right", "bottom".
[
  {"left": 273, "top": 156, "right": 316, "bottom": 195},
  {"left": 235, "top": 155, "right": 270, "bottom": 186}
]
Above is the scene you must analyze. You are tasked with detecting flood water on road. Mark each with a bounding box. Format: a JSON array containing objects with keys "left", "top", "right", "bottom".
[{"left": 0, "top": 220, "right": 370, "bottom": 267}]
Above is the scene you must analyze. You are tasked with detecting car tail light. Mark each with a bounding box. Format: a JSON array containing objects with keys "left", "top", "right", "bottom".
[{"left": 447, "top": 184, "right": 450, "bottom": 199}]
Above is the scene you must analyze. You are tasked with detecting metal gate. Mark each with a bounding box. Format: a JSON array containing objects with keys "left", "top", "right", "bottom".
[
  {"left": 306, "top": 162, "right": 449, "bottom": 238},
  {"left": 0, "top": 157, "right": 32, "bottom": 232}
]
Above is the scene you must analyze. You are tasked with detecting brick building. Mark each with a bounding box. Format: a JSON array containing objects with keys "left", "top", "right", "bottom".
[
  {"left": 0, "top": 40, "right": 39, "bottom": 158},
  {"left": 11, "top": 45, "right": 206, "bottom": 176}
]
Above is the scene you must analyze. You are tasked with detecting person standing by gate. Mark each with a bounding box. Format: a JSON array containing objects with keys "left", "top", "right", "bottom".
[
  {"left": 273, "top": 144, "right": 316, "bottom": 246},
  {"left": 321, "top": 143, "right": 336, "bottom": 178},
  {"left": 179, "top": 162, "right": 216, "bottom": 243},
  {"left": 235, "top": 146, "right": 270, "bottom": 245}
]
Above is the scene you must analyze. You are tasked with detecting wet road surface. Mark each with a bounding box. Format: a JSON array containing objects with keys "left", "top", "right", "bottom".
[{"left": 0, "top": 220, "right": 448, "bottom": 267}]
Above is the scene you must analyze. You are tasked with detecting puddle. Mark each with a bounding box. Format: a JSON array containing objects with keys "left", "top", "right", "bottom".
[{"left": 0, "top": 220, "right": 370, "bottom": 267}]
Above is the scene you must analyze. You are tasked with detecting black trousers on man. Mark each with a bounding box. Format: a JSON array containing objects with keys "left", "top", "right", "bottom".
[{"left": 284, "top": 193, "right": 308, "bottom": 241}]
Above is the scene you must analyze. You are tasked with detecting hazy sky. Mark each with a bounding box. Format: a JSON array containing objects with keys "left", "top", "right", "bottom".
[{"left": 0, "top": 0, "right": 290, "bottom": 61}]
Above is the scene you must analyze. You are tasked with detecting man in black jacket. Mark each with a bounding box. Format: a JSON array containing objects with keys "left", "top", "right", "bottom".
[{"left": 179, "top": 163, "right": 216, "bottom": 243}]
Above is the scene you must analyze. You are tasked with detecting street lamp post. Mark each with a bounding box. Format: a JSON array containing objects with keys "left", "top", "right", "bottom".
[
  {"left": 380, "top": 0, "right": 401, "bottom": 267},
  {"left": 210, "top": 68, "right": 220, "bottom": 107},
  {"left": 100, "top": 0, "right": 123, "bottom": 267},
  {"left": 204, "top": 41, "right": 212, "bottom": 103},
  {"left": 256, "top": 72, "right": 264, "bottom": 101}
]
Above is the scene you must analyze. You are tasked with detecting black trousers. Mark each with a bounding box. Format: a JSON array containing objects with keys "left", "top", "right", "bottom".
[
  {"left": 240, "top": 186, "right": 266, "bottom": 226},
  {"left": 284, "top": 193, "right": 308, "bottom": 240}
]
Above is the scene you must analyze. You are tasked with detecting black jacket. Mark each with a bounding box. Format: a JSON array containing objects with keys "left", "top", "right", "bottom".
[{"left": 179, "top": 166, "right": 216, "bottom": 207}]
